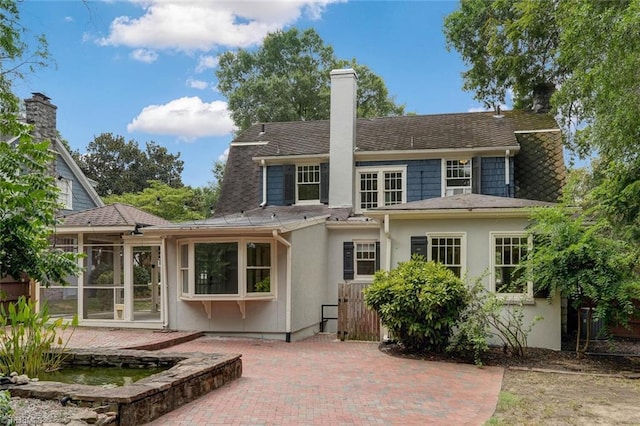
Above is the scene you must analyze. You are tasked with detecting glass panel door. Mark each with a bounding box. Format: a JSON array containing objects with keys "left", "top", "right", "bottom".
[{"left": 132, "top": 245, "right": 161, "bottom": 321}]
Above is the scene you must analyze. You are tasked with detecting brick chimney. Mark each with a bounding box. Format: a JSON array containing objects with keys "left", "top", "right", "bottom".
[
  {"left": 532, "top": 83, "right": 555, "bottom": 114},
  {"left": 24, "top": 92, "right": 57, "bottom": 145},
  {"left": 329, "top": 69, "right": 357, "bottom": 208}
]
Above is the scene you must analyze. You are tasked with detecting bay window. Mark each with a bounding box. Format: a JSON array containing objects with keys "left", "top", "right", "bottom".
[{"left": 179, "top": 238, "right": 274, "bottom": 299}]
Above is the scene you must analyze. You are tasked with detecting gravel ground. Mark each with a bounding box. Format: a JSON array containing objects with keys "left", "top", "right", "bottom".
[{"left": 9, "top": 397, "right": 91, "bottom": 425}]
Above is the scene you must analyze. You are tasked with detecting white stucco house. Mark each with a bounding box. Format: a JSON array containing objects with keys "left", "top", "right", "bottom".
[{"left": 45, "top": 69, "right": 566, "bottom": 350}]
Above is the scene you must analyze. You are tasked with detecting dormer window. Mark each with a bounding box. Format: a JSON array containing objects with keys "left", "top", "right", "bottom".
[
  {"left": 443, "top": 159, "right": 472, "bottom": 196},
  {"left": 297, "top": 164, "right": 320, "bottom": 203}
]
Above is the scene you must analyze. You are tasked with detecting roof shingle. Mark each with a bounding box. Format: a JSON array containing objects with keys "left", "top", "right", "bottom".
[{"left": 58, "top": 203, "right": 170, "bottom": 228}]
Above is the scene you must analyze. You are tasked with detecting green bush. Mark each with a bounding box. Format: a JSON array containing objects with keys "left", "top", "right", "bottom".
[
  {"left": 0, "top": 390, "right": 14, "bottom": 426},
  {"left": 364, "top": 256, "right": 468, "bottom": 352},
  {"left": 448, "top": 277, "right": 541, "bottom": 363},
  {"left": 0, "top": 296, "right": 77, "bottom": 378},
  {"left": 447, "top": 277, "right": 493, "bottom": 365}
]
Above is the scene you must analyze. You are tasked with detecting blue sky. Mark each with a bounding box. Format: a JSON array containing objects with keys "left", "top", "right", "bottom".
[{"left": 15, "top": 1, "right": 489, "bottom": 188}]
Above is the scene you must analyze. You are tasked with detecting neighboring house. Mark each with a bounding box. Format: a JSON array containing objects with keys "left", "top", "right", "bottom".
[
  {"left": 2, "top": 93, "right": 104, "bottom": 213},
  {"left": 1, "top": 93, "right": 103, "bottom": 304},
  {"left": 40, "top": 70, "right": 566, "bottom": 350}
]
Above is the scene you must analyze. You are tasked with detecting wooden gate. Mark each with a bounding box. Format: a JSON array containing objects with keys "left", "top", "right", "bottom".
[{"left": 337, "top": 282, "right": 380, "bottom": 341}]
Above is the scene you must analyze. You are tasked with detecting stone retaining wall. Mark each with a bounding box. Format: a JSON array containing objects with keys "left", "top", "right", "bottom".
[{"left": 9, "top": 348, "right": 242, "bottom": 426}]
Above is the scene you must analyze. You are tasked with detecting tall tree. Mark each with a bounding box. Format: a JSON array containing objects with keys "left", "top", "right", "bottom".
[
  {"left": 444, "top": 0, "right": 640, "bottom": 162},
  {"left": 0, "top": 0, "right": 80, "bottom": 284},
  {"left": 216, "top": 28, "right": 404, "bottom": 132},
  {"left": 74, "top": 133, "right": 184, "bottom": 196}
]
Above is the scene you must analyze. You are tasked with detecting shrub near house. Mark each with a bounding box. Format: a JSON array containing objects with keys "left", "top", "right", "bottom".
[{"left": 364, "top": 257, "right": 467, "bottom": 352}]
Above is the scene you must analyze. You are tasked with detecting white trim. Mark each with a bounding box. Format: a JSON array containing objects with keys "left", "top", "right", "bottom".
[
  {"left": 230, "top": 141, "right": 269, "bottom": 146},
  {"left": 513, "top": 129, "right": 560, "bottom": 134},
  {"left": 426, "top": 232, "right": 467, "bottom": 277},
  {"left": 489, "top": 232, "right": 533, "bottom": 300},
  {"left": 355, "top": 165, "right": 407, "bottom": 213},
  {"left": 253, "top": 154, "right": 330, "bottom": 164},
  {"left": 354, "top": 146, "right": 520, "bottom": 161}
]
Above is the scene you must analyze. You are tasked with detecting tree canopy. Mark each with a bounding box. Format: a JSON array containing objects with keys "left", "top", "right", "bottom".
[
  {"left": 0, "top": 0, "right": 80, "bottom": 284},
  {"left": 216, "top": 28, "right": 404, "bottom": 132},
  {"left": 73, "top": 133, "right": 184, "bottom": 196},
  {"left": 103, "top": 181, "right": 205, "bottom": 222},
  {"left": 444, "top": 0, "right": 640, "bottom": 163}
]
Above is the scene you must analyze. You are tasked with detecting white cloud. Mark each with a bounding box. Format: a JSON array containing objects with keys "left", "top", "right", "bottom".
[
  {"left": 196, "top": 55, "right": 218, "bottom": 73},
  {"left": 99, "top": 0, "right": 342, "bottom": 51},
  {"left": 187, "top": 78, "right": 209, "bottom": 90},
  {"left": 130, "top": 48, "right": 158, "bottom": 63},
  {"left": 64, "top": 16, "right": 73, "bottom": 22},
  {"left": 218, "top": 147, "right": 229, "bottom": 163},
  {"left": 127, "top": 97, "right": 235, "bottom": 139}
]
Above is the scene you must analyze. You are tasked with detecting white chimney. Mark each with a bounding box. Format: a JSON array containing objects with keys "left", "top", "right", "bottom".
[{"left": 329, "top": 68, "right": 357, "bottom": 208}]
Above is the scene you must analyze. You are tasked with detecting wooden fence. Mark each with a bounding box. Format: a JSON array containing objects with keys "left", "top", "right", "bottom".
[{"left": 337, "top": 282, "right": 380, "bottom": 341}]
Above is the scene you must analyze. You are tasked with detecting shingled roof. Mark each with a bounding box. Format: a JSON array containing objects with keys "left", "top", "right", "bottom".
[
  {"left": 217, "top": 110, "right": 565, "bottom": 214},
  {"left": 58, "top": 203, "right": 170, "bottom": 228}
]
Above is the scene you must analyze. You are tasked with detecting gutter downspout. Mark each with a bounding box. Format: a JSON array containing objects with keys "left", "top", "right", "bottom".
[
  {"left": 272, "top": 230, "right": 292, "bottom": 341},
  {"left": 505, "top": 149, "right": 511, "bottom": 197},
  {"left": 384, "top": 214, "right": 391, "bottom": 271},
  {"left": 161, "top": 236, "right": 169, "bottom": 329},
  {"left": 261, "top": 160, "right": 267, "bottom": 206}
]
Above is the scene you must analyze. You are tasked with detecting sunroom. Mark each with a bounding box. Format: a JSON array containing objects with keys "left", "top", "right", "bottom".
[{"left": 43, "top": 204, "right": 170, "bottom": 328}]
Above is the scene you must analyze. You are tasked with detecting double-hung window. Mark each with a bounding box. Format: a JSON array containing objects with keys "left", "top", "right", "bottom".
[
  {"left": 492, "top": 233, "right": 532, "bottom": 297},
  {"left": 180, "top": 238, "right": 274, "bottom": 299},
  {"left": 427, "top": 233, "right": 465, "bottom": 277},
  {"left": 297, "top": 164, "right": 320, "bottom": 203},
  {"left": 443, "top": 159, "right": 472, "bottom": 196},
  {"left": 356, "top": 166, "right": 406, "bottom": 212},
  {"left": 355, "top": 241, "right": 377, "bottom": 278}
]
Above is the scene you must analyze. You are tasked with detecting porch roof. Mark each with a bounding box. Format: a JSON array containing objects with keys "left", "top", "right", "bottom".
[
  {"left": 57, "top": 203, "right": 170, "bottom": 229},
  {"left": 143, "top": 205, "right": 352, "bottom": 235}
]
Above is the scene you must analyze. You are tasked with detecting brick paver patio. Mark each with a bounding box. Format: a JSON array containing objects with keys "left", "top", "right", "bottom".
[{"left": 65, "top": 328, "right": 503, "bottom": 425}]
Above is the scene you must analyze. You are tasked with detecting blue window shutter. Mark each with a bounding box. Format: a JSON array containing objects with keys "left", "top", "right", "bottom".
[
  {"left": 320, "top": 162, "right": 329, "bottom": 204},
  {"left": 410, "top": 236, "right": 427, "bottom": 259},
  {"left": 472, "top": 157, "right": 482, "bottom": 194},
  {"left": 375, "top": 241, "right": 380, "bottom": 271},
  {"left": 283, "top": 164, "right": 295, "bottom": 205},
  {"left": 343, "top": 242, "right": 354, "bottom": 280}
]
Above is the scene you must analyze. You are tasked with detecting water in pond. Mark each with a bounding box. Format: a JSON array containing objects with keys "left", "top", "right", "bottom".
[{"left": 38, "top": 366, "right": 168, "bottom": 387}]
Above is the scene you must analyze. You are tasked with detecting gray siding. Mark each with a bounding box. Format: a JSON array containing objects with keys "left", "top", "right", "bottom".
[
  {"left": 55, "top": 155, "right": 100, "bottom": 213},
  {"left": 266, "top": 157, "right": 517, "bottom": 207},
  {"left": 480, "top": 157, "right": 515, "bottom": 198}
]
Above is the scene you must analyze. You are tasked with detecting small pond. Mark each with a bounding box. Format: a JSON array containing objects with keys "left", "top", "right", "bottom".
[{"left": 38, "top": 365, "right": 168, "bottom": 386}]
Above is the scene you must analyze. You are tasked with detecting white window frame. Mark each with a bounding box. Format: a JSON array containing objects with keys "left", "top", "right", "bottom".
[
  {"left": 178, "top": 237, "right": 276, "bottom": 300},
  {"left": 354, "top": 240, "right": 377, "bottom": 280},
  {"left": 426, "top": 232, "right": 466, "bottom": 278},
  {"left": 490, "top": 232, "right": 533, "bottom": 300},
  {"left": 356, "top": 165, "right": 407, "bottom": 213},
  {"left": 57, "top": 177, "right": 73, "bottom": 209},
  {"left": 296, "top": 164, "right": 321, "bottom": 204},
  {"left": 442, "top": 159, "right": 472, "bottom": 196}
]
